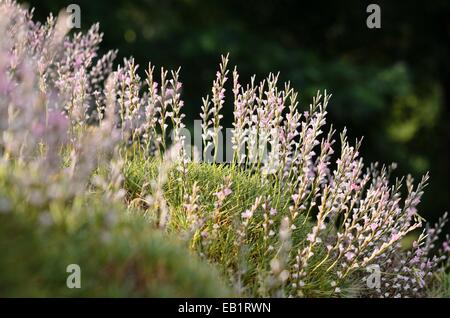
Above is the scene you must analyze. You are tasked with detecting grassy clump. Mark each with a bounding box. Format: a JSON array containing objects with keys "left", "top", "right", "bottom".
[
  {"left": 123, "top": 156, "right": 348, "bottom": 297},
  {"left": 426, "top": 270, "right": 450, "bottom": 298},
  {"left": 0, "top": 165, "right": 231, "bottom": 297}
]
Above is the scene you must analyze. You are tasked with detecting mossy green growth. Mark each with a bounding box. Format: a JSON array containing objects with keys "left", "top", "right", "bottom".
[{"left": 0, "top": 165, "right": 231, "bottom": 297}]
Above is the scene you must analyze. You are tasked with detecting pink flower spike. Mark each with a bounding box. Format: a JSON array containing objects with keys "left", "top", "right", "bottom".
[{"left": 241, "top": 210, "right": 253, "bottom": 219}]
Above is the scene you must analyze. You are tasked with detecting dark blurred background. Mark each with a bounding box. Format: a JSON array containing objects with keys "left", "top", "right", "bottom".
[{"left": 20, "top": 0, "right": 450, "bottom": 230}]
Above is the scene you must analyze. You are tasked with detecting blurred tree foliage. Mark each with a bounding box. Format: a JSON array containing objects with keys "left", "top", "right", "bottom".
[{"left": 22, "top": 0, "right": 450, "bottom": 227}]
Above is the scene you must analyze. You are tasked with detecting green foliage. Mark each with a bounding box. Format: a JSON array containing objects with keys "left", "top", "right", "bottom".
[
  {"left": 426, "top": 270, "right": 450, "bottom": 298},
  {"left": 123, "top": 156, "right": 351, "bottom": 297},
  {"left": 0, "top": 165, "right": 231, "bottom": 298}
]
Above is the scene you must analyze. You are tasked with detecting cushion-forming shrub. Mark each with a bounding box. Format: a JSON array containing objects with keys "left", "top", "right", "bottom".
[{"left": 0, "top": 0, "right": 448, "bottom": 297}]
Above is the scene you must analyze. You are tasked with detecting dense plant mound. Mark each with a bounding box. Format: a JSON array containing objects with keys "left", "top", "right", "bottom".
[
  {"left": 0, "top": 0, "right": 448, "bottom": 297},
  {"left": 0, "top": 164, "right": 230, "bottom": 297},
  {"left": 124, "top": 159, "right": 326, "bottom": 296}
]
